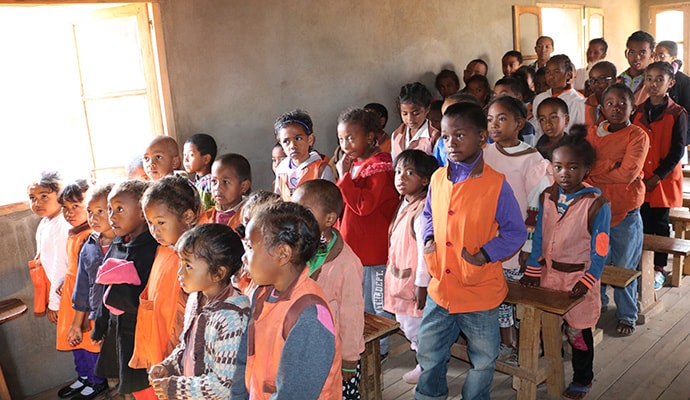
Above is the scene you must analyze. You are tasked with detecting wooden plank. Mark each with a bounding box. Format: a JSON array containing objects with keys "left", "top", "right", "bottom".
[
  {"left": 505, "top": 281, "right": 584, "bottom": 315},
  {"left": 0, "top": 298, "right": 26, "bottom": 324},
  {"left": 600, "top": 265, "right": 640, "bottom": 288},
  {"left": 643, "top": 234, "right": 690, "bottom": 256},
  {"left": 670, "top": 207, "right": 690, "bottom": 222},
  {"left": 364, "top": 313, "right": 399, "bottom": 342}
]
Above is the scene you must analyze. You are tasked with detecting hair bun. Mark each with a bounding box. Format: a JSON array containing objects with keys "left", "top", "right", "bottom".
[{"left": 568, "top": 124, "right": 588, "bottom": 139}]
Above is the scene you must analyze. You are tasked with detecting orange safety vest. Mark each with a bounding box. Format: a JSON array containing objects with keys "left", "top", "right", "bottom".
[
  {"left": 130, "top": 246, "right": 186, "bottom": 369},
  {"left": 425, "top": 159, "right": 508, "bottom": 313},
  {"left": 246, "top": 269, "right": 342, "bottom": 399}
]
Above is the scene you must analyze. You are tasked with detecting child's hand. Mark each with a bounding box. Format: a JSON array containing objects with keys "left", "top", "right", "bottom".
[
  {"left": 149, "top": 364, "right": 170, "bottom": 380},
  {"left": 55, "top": 281, "right": 64, "bottom": 296},
  {"left": 462, "top": 247, "right": 487, "bottom": 266},
  {"left": 569, "top": 281, "right": 589, "bottom": 298},
  {"left": 518, "top": 251, "right": 530, "bottom": 272},
  {"left": 336, "top": 154, "right": 353, "bottom": 178},
  {"left": 414, "top": 286, "right": 427, "bottom": 310},
  {"left": 47, "top": 309, "right": 58, "bottom": 324},
  {"left": 67, "top": 326, "right": 83, "bottom": 347},
  {"left": 424, "top": 239, "right": 436, "bottom": 255},
  {"left": 151, "top": 377, "right": 170, "bottom": 399},
  {"left": 519, "top": 275, "right": 540, "bottom": 287},
  {"left": 644, "top": 175, "right": 661, "bottom": 192}
]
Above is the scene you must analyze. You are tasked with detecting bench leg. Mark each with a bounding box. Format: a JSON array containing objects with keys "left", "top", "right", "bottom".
[
  {"left": 671, "top": 221, "right": 685, "bottom": 287},
  {"left": 360, "top": 339, "right": 382, "bottom": 400},
  {"left": 638, "top": 250, "right": 664, "bottom": 325},
  {"left": 683, "top": 222, "right": 690, "bottom": 277},
  {"left": 513, "top": 304, "right": 540, "bottom": 400},
  {"left": 542, "top": 312, "right": 566, "bottom": 397},
  {"left": 0, "top": 362, "right": 10, "bottom": 400}
]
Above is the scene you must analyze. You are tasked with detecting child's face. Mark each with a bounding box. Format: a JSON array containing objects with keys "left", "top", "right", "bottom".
[
  {"left": 551, "top": 146, "right": 587, "bottom": 194},
  {"left": 400, "top": 103, "right": 429, "bottom": 133},
  {"left": 427, "top": 108, "right": 442, "bottom": 132},
  {"left": 394, "top": 162, "right": 428, "bottom": 197},
  {"left": 588, "top": 66, "right": 616, "bottom": 103},
  {"left": 337, "top": 121, "right": 374, "bottom": 161},
  {"left": 537, "top": 103, "right": 569, "bottom": 140},
  {"left": 243, "top": 220, "right": 281, "bottom": 287},
  {"left": 464, "top": 61, "right": 487, "bottom": 84},
  {"left": 183, "top": 143, "right": 209, "bottom": 175},
  {"left": 487, "top": 103, "right": 524, "bottom": 146},
  {"left": 87, "top": 196, "right": 113, "bottom": 235},
  {"left": 211, "top": 163, "right": 250, "bottom": 211},
  {"left": 108, "top": 192, "right": 146, "bottom": 238},
  {"left": 502, "top": 56, "right": 521, "bottom": 77},
  {"left": 644, "top": 67, "right": 675, "bottom": 99},
  {"left": 144, "top": 200, "right": 191, "bottom": 247},
  {"left": 27, "top": 185, "right": 61, "bottom": 218},
  {"left": 534, "top": 74, "right": 549, "bottom": 95},
  {"left": 437, "top": 77, "right": 460, "bottom": 99},
  {"left": 271, "top": 145, "right": 287, "bottom": 173},
  {"left": 493, "top": 84, "right": 514, "bottom": 99},
  {"left": 292, "top": 191, "right": 333, "bottom": 236},
  {"left": 535, "top": 38, "right": 554, "bottom": 61},
  {"left": 626, "top": 41, "right": 653, "bottom": 74},
  {"left": 278, "top": 124, "right": 314, "bottom": 166},
  {"left": 61, "top": 199, "right": 87, "bottom": 228},
  {"left": 466, "top": 81, "right": 490, "bottom": 105},
  {"left": 441, "top": 115, "right": 486, "bottom": 164},
  {"left": 143, "top": 142, "right": 181, "bottom": 181},
  {"left": 654, "top": 45, "right": 675, "bottom": 63},
  {"left": 587, "top": 43, "right": 607, "bottom": 64},
  {"left": 545, "top": 60, "right": 571, "bottom": 91},
  {"left": 602, "top": 88, "right": 635, "bottom": 131},
  {"left": 177, "top": 251, "right": 220, "bottom": 295}
]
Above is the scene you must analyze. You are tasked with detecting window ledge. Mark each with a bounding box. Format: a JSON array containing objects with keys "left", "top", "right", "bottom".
[{"left": 0, "top": 202, "right": 30, "bottom": 217}]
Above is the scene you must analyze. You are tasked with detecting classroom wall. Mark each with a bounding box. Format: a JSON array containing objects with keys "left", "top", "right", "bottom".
[{"left": 160, "top": 0, "right": 639, "bottom": 191}]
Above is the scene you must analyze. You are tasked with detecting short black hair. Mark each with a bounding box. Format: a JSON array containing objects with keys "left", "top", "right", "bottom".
[
  {"left": 503, "top": 50, "right": 523, "bottom": 64},
  {"left": 537, "top": 97, "right": 569, "bottom": 115},
  {"left": 443, "top": 102, "right": 487, "bottom": 132},
  {"left": 293, "top": 179, "right": 344, "bottom": 216},
  {"left": 589, "top": 38, "right": 609, "bottom": 53},
  {"left": 494, "top": 77, "right": 524, "bottom": 97},
  {"left": 58, "top": 179, "right": 90, "bottom": 205},
  {"left": 627, "top": 30, "right": 655, "bottom": 51},
  {"left": 435, "top": 70, "right": 460, "bottom": 91},
  {"left": 397, "top": 82, "right": 433, "bottom": 109},
  {"left": 646, "top": 61, "right": 675, "bottom": 79},
  {"left": 185, "top": 133, "right": 218, "bottom": 164},
  {"left": 467, "top": 59, "right": 489, "bottom": 73},
  {"left": 363, "top": 102, "right": 389, "bottom": 129},
  {"left": 487, "top": 95, "right": 528, "bottom": 119},
  {"left": 214, "top": 153, "right": 252, "bottom": 193},
  {"left": 142, "top": 175, "right": 200, "bottom": 221},
  {"left": 657, "top": 40, "right": 678, "bottom": 57},
  {"left": 274, "top": 109, "right": 314, "bottom": 136},
  {"left": 394, "top": 150, "right": 439, "bottom": 191},
  {"left": 176, "top": 223, "right": 244, "bottom": 285},
  {"left": 548, "top": 54, "right": 574, "bottom": 73},
  {"left": 109, "top": 179, "right": 149, "bottom": 206},
  {"left": 590, "top": 61, "right": 617, "bottom": 78},
  {"left": 602, "top": 83, "right": 635, "bottom": 106},
  {"left": 338, "top": 107, "right": 380, "bottom": 134}
]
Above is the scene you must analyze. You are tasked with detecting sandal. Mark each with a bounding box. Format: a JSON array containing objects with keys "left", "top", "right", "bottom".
[
  {"left": 616, "top": 320, "right": 635, "bottom": 336},
  {"left": 562, "top": 382, "right": 591, "bottom": 399}
]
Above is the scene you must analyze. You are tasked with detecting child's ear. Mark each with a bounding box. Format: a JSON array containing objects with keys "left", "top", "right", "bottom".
[
  {"left": 172, "top": 155, "right": 181, "bottom": 169},
  {"left": 212, "top": 265, "right": 229, "bottom": 283},
  {"left": 422, "top": 106, "right": 430, "bottom": 118},
  {"left": 276, "top": 243, "right": 293, "bottom": 266},
  {"left": 240, "top": 180, "right": 251, "bottom": 195},
  {"left": 516, "top": 117, "right": 526, "bottom": 131},
  {"left": 564, "top": 114, "right": 571, "bottom": 126},
  {"left": 669, "top": 77, "right": 676, "bottom": 89},
  {"left": 478, "top": 129, "right": 488, "bottom": 145},
  {"left": 202, "top": 154, "right": 212, "bottom": 167},
  {"left": 307, "top": 134, "right": 316, "bottom": 147},
  {"left": 325, "top": 211, "right": 338, "bottom": 228}
]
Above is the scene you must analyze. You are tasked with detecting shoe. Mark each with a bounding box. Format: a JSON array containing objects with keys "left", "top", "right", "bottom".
[
  {"left": 497, "top": 343, "right": 519, "bottom": 366},
  {"left": 70, "top": 382, "right": 108, "bottom": 400},
  {"left": 402, "top": 364, "right": 422, "bottom": 384},
  {"left": 654, "top": 271, "right": 666, "bottom": 290},
  {"left": 58, "top": 377, "right": 87, "bottom": 398}
]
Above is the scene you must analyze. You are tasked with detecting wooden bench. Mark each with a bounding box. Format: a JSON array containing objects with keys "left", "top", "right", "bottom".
[
  {"left": 0, "top": 298, "right": 27, "bottom": 400},
  {"left": 360, "top": 313, "right": 399, "bottom": 400},
  {"left": 668, "top": 208, "right": 690, "bottom": 286},
  {"left": 600, "top": 265, "right": 641, "bottom": 288},
  {"left": 451, "top": 281, "right": 583, "bottom": 400}
]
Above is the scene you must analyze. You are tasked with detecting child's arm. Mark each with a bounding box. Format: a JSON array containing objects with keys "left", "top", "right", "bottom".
[
  {"left": 338, "top": 258, "right": 364, "bottom": 379},
  {"left": 588, "top": 130, "right": 649, "bottom": 185},
  {"left": 337, "top": 169, "right": 394, "bottom": 217},
  {"left": 521, "top": 200, "right": 545, "bottom": 287},
  {"left": 647, "top": 109, "right": 688, "bottom": 189},
  {"left": 273, "top": 304, "right": 337, "bottom": 399},
  {"left": 67, "top": 310, "right": 87, "bottom": 347},
  {"left": 414, "top": 213, "right": 431, "bottom": 310},
  {"left": 478, "top": 181, "right": 528, "bottom": 263},
  {"left": 571, "top": 201, "right": 611, "bottom": 297}
]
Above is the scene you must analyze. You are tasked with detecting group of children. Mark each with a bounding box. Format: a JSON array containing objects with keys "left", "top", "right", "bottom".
[{"left": 26, "top": 28, "right": 688, "bottom": 400}]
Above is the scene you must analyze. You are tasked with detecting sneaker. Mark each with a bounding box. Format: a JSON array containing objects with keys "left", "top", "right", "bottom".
[
  {"left": 497, "top": 343, "right": 519, "bottom": 366},
  {"left": 402, "top": 364, "right": 422, "bottom": 384},
  {"left": 654, "top": 271, "right": 666, "bottom": 290},
  {"left": 57, "top": 377, "right": 87, "bottom": 398}
]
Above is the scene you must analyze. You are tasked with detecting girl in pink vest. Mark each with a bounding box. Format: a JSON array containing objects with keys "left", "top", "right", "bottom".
[
  {"left": 384, "top": 149, "right": 438, "bottom": 384},
  {"left": 391, "top": 82, "right": 441, "bottom": 159},
  {"left": 522, "top": 126, "right": 611, "bottom": 400}
]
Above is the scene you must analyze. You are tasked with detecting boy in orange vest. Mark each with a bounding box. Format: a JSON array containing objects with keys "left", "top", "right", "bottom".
[{"left": 415, "top": 103, "right": 526, "bottom": 399}]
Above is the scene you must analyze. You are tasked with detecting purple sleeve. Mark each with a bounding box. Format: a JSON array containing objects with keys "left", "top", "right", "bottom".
[
  {"left": 482, "top": 180, "right": 528, "bottom": 262},
  {"left": 422, "top": 187, "right": 434, "bottom": 243}
]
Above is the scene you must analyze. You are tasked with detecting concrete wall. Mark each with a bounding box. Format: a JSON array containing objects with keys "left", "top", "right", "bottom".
[{"left": 160, "top": 0, "right": 640, "bottom": 191}]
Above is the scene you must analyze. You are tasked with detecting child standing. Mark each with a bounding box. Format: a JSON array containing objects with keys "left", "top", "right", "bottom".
[
  {"left": 232, "top": 202, "right": 342, "bottom": 399},
  {"left": 465, "top": 75, "right": 492, "bottom": 108},
  {"left": 183, "top": 133, "right": 218, "bottom": 211},
  {"left": 143, "top": 136, "right": 182, "bottom": 181},
  {"left": 364, "top": 102, "right": 391, "bottom": 154},
  {"left": 391, "top": 82, "right": 440, "bottom": 158},
  {"left": 27, "top": 171, "right": 70, "bottom": 320},
  {"left": 522, "top": 129, "right": 611, "bottom": 400},
  {"left": 292, "top": 179, "right": 365, "bottom": 399},
  {"left": 130, "top": 175, "right": 200, "bottom": 378},
  {"left": 586, "top": 83, "right": 649, "bottom": 336},
  {"left": 532, "top": 55, "right": 585, "bottom": 142},
  {"left": 91, "top": 180, "right": 159, "bottom": 397},
  {"left": 633, "top": 62, "right": 688, "bottom": 289},
  {"left": 384, "top": 150, "right": 438, "bottom": 384},
  {"left": 336, "top": 107, "right": 399, "bottom": 358},
  {"left": 56, "top": 180, "right": 107, "bottom": 400},
  {"left": 435, "top": 69, "right": 461, "bottom": 99},
  {"left": 501, "top": 51, "right": 523, "bottom": 78},
  {"left": 619, "top": 31, "right": 655, "bottom": 105},
  {"left": 585, "top": 61, "right": 618, "bottom": 128},
  {"left": 416, "top": 103, "right": 526, "bottom": 399},
  {"left": 484, "top": 96, "right": 551, "bottom": 364},
  {"left": 198, "top": 153, "right": 252, "bottom": 229},
  {"left": 536, "top": 97, "right": 570, "bottom": 160},
  {"left": 148, "top": 224, "right": 250, "bottom": 399},
  {"left": 273, "top": 109, "right": 335, "bottom": 201}
]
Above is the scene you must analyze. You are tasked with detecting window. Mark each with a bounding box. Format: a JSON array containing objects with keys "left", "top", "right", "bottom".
[
  {"left": 650, "top": 4, "right": 689, "bottom": 71},
  {"left": 0, "top": 3, "right": 170, "bottom": 206}
]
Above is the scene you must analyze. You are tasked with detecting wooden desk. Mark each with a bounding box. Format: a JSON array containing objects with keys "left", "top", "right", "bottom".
[
  {"left": 0, "top": 298, "right": 27, "bottom": 400},
  {"left": 667, "top": 209, "right": 690, "bottom": 287},
  {"left": 360, "top": 313, "right": 399, "bottom": 400},
  {"left": 452, "top": 281, "right": 583, "bottom": 400}
]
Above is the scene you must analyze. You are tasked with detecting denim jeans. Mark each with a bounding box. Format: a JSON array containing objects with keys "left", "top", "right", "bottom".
[
  {"left": 602, "top": 208, "right": 643, "bottom": 325},
  {"left": 362, "top": 264, "right": 394, "bottom": 354},
  {"left": 415, "top": 296, "right": 499, "bottom": 400}
]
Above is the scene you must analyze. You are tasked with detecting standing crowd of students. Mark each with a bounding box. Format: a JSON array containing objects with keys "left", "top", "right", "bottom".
[{"left": 26, "top": 28, "right": 688, "bottom": 400}]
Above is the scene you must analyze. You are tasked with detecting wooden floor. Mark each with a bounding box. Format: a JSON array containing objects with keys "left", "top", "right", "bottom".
[{"left": 382, "top": 276, "right": 690, "bottom": 400}]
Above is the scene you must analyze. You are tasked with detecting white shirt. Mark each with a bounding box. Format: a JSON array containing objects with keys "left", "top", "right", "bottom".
[{"left": 35, "top": 214, "right": 70, "bottom": 311}]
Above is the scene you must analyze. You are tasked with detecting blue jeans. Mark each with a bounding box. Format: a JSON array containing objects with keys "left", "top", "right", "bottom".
[
  {"left": 602, "top": 208, "right": 643, "bottom": 325},
  {"left": 362, "top": 264, "right": 393, "bottom": 354},
  {"left": 415, "top": 296, "right": 499, "bottom": 400}
]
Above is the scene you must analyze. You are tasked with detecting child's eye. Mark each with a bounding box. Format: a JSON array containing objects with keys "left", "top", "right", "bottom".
[
  {"left": 223, "top": 180, "right": 231, "bottom": 185},
  {"left": 143, "top": 156, "right": 150, "bottom": 162},
  {"left": 185, "top": 263, "right": 192, "bottom": 270},
  {"left": 455, "top": 133, "right": 466, "bottom": 139},
  {"left": 155, "top": 155, "right": 164, "bottom": 160}
]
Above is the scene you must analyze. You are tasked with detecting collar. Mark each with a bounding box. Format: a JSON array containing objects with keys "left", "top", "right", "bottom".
[
  {"left": 406, "top": 120, "right": 431, "bottom": 143},
  {"left": 447, "top": 150, "right": 483, "bottom": 183}
]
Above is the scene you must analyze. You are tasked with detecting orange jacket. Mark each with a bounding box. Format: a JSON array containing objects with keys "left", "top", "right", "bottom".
[
  {"left": 585, "top": 123, "right": 649, "bottom": 226},
  {"left": 276, "top": 158, "right": 333, "bottom": 201},
  {"left": 584, "top": 94, "right": 605, "bottom": 129},
  {"left": 130, "top": 246, "right": 186, "bottom": 369},
  {"left": 198, "top": 203, "right": 245, "bottom": 230},
  {"left": 246, "top": 269, "right": 342, "bottom": 399},
  {"left": 425, "top": 163, "right": 508, "bottom": 313},
  {"left": 56, "top": 224, "right": 99, "bottom": 352}
]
